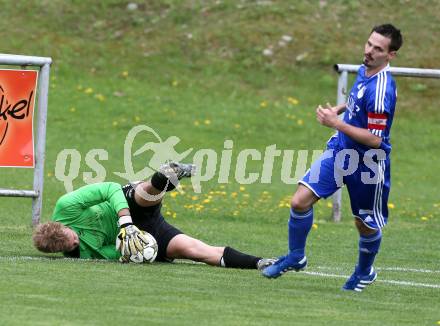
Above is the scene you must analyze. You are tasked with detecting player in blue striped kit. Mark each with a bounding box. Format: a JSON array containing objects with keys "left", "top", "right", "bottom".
[{"left": 263, "top": 24, "right": 403, "bottom": 291}]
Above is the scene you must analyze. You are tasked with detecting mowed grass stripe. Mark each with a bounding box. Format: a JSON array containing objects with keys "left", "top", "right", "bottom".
[{"left": 2, "top": 256, "right": 438, "bottom": 289}]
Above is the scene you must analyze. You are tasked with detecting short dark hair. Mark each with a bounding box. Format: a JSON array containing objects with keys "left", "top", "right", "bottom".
[{"left": 371, "top": 24, "right": 403, "bottom": 52}]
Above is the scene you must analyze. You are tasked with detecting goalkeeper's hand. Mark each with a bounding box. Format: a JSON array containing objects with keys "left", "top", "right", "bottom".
[{"left": 117, "top": 216, "right": 149, "bottom": 257}]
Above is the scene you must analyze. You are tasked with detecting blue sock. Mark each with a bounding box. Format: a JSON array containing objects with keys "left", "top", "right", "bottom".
[
  {"left": 288, "top": 208, "right": 313, "bottom": 258},
  {"left": 356, "top": 230, "right": 382, "bottom": 275}
]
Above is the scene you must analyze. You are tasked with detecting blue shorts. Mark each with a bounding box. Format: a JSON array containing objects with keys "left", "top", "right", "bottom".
[{"left": 299, "top": 149, "right": 390, "bottom": 229}]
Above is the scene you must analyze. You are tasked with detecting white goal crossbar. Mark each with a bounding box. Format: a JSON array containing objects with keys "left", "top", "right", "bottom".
[{"left": 331, "top": 64, "right": 440, "bottom": 222}]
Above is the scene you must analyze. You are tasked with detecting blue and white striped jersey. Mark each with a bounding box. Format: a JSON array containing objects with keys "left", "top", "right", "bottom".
[{"left": 329, "top": 64, "right": 397, "bottom": 156}]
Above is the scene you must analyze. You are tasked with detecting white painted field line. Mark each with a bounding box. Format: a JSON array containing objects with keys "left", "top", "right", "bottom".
[
  {"left": 377, "top": 267, "right": 440, "bottom": 274},
  {"left": 0, "top": 256, "right": 112, "bottom": 263},
  {"left": 315, "top": 265, "right": 440, "bottom": 274},
  {"left": 302, "top": 271, "right": 440, "bottom": 289}
]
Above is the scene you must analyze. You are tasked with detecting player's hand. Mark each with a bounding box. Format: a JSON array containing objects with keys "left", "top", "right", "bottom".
[
  {"left": 325, "top": 102, "right": 340, "bottom": 114},
  {"left": 117, "top": 216, "right": 149, "bottom": 256},
  {"left": 316, "top": 104, "right": 340, "bottom": 129}
]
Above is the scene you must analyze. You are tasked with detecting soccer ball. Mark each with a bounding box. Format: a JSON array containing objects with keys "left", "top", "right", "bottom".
[{"left": 117, "top": 231, "right": 158, "bottom": 263}]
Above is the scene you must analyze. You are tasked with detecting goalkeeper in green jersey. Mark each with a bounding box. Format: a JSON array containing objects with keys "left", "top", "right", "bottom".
[{"left": 33, "top": 162, "right": 274, "bottom": 270}]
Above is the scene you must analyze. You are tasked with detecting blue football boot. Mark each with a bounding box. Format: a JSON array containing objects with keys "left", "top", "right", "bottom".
[
  {"left": 261, "top": 254, "right": 307, "bottom": 278},
  {"left": 342, "top": 267, "right": 377, "bottom": 292}
]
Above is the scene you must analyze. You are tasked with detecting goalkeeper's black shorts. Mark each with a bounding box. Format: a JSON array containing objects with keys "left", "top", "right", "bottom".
[{"left": 122, "top": 183, "right": 183, "bottom": 261}]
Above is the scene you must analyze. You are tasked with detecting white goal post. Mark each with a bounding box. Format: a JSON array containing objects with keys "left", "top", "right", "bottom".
[
  {"left": 331, "top": 63, "right": 440, "bottom": 222},
  {"left": 0, "top": 54, "right": 52, "bottom": 226}
]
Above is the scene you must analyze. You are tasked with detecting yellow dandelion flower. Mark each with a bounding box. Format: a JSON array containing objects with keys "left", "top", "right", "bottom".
[
  {"left": 239, "top": 186, "right": 245, "bottom": 192},
  {"left": 172, "top": 80, "right": 179, "bottom": 87},
  {"left": 297, "top": 119, "right": 304, "bottom": 126},
  {"left": 95, "top": 94, "right": 105, "bottom": 102},
  {"left": 121, "top": 71, "right": 129, "bottom": 78},
  {"left": 70, "top": 107, "right": 76, "bottom": 112},
  {"left": 233, "top": 211, "right": 239, "bottom": 216},
  {"left": 165, "top": 211, "right": 172, "bottom": 216},
  {"left": 231, "top": 192, "right": 238, "bottom": 198},
  {"left": 84, "top": 87, "right": 93, "bottom": 94},
  {"left": 388, "top": 203, "right": 395, "bottom": 209},
  {"left": 191, "top": 196, "right": 198, "bottom": 201},
  {"left": 194, "top": 120, "right": 200, "bottom": 126},
  {"left": 421, "top": 216, "right": 428, "bottom": 221},
  {"left": 47, "top": 172, "right": 53, "bottom": 177},
  {"left": 172, "top": 212, "right": 177, "bottom": 218},
  {"left": 327, "top": 202, "right": 333, "bottom": 208},
  {"left": 288, "top": 97, "right": 299, "bottom": 105},
  {"left": 260, "top": 100, "right": 268, "bottom": 108},
  {"left": 312, "top": 223, "right": 318, "bottom": 230},
  {"left": 170, "top": 192, "right": 178, "bottom": 198},
  {"left": 263, "top": 191, "right": 269, "bottom": 195},
  {"left": 204, "top": 119, "right": 211, "bottom": 125},
  {"left": 135, "top": 116, "right": 141, "bottom": 122},
  {"left": 203, "top": 199, "right": 210, "bottom": 204}
]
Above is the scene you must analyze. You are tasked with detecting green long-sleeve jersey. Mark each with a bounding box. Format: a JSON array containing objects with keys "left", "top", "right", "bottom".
[{"left": 51, "top": 182, "right": 129, "bottom": 260}]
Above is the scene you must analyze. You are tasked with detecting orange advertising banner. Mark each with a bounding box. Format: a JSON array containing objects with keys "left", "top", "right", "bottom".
[{"left": 0, "top": 69, "right": 38, "bottom": 167}]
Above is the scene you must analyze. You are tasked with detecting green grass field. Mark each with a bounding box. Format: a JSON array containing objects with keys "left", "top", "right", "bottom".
[{"left": 1, "top": 1, "right": 439, "bottom": 325}]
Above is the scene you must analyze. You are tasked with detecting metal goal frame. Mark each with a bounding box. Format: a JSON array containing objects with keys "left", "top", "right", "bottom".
[{"left": 0, "top": 54, "right": 52, "bottom": 225}]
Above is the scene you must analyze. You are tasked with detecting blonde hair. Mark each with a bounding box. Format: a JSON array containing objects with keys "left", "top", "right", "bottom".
[{"left": 33, "top": 222, "right": 70, "bottom": 253}]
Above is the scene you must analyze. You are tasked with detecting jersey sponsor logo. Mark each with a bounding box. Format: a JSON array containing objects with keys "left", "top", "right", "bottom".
[
  {"left": 367, "top": 112, "right": 387, "bottom": 130},
  {"left": 357, "top": 85, "right": 366, "bottom": 99},
  {"left": 346, "top": 96, "right": 360, "bottom": 120}
]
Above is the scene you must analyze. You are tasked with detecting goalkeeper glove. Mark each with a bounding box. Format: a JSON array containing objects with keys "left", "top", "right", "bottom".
[
  {"left": 117, "top": 216, "right": 149, "bottom": 257},
  {"left": 119, "top": 255, "right": 130, "bottom": 264}
]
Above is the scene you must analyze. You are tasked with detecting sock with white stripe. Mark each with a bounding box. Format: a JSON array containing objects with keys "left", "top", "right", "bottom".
[
  {"left": 288, "top": 208, "right": 313, "bottom": 258},
  {"left": 356, "top": 229, "right": 382, "bottom": 275}
]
